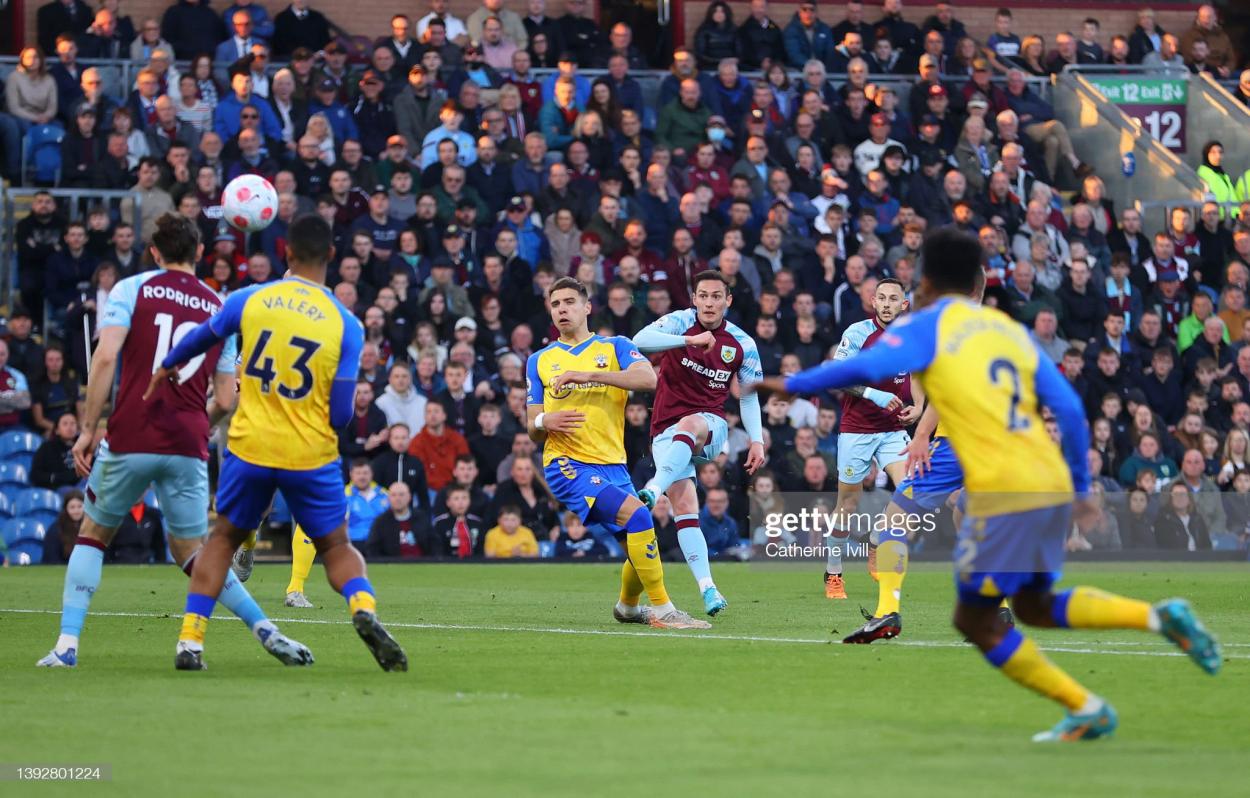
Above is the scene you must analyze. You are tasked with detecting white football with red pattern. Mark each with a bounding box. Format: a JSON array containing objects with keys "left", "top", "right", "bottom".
[{"left": 220, "top": 174, "right": 279, "bottom": 233}]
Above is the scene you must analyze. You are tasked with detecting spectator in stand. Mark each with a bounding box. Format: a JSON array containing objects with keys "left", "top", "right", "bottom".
[
  {"left": 37, "top": 0, "right": 93, "bottom": 56},
  {"left": 409, "top": 401, "right": 470, "bottom": 492},
  {"left": 0, "top": 340, "right": 32, "bottom": 432},
  {"left": 431, "top": 485, "right": 485, "bottom": 556},
  {"left": 695, "top": 2, "right": 740, "bottom": 71},
  {"left": 783, "top": 0, "right": 834, "bottom": 69},
  {"left": 1137, "top": 347, "right": 1184, "bottom": 426},
  {"left": 32, "top": 413, "right": 81, "bottom": 492},
  {"left": 6, "top": 47, "right": 58, "bottom": 135},
  {"left": 338, "top": 379, "right": 389, "bottom": 466},
  {"left": 736, "top": 0, "right": 785, "bottom": 72},
  {"left": 1154, "top": 480, "right": 1212, "bottom": 550},
  {"left": 1004, "top": 69, "right": 1089, "bottom": 186},
  {"left": 375, "top": 360, "right": 428, "bottom": 434},
  {"left": 272, "top": 0, "right": 331, "bottom": 57},
  {"left": 343, "top": 459, "right": 389, "bottom": 544},
  {"left": 1180, "top": 4, "right": 1235, "bottom": 79},
  {"left": 483, "top": 504, "right": 540, "bottom": 558},
  {"left": 31, "top": 347, "right": 80, "bottom": 435},
  {"left": 366, "top": 481, "right": 431, "bottom": 559},
  {"left": 371, "top": 423, "right": 431, "bottom": 510},
  {"left": 161, "top": 0, "right": 225, "bottom": 64}
]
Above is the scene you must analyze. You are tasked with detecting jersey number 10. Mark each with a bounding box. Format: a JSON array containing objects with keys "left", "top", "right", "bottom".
[{"left": 152, "top": 312, "right": 206, "bottom": 382}]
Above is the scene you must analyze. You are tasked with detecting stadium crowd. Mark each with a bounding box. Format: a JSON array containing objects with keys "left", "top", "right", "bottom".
[{"left": 5, "top": 0, "right": 1250, "bottom": 565}]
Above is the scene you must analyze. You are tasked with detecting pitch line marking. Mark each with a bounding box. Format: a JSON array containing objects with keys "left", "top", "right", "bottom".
[{"left": 1, "top": 608, "right": 1245, "bottom": 660}]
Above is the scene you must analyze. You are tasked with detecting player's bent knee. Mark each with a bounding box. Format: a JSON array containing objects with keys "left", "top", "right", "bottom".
[
  {"left": 77, "top": 516, "right": 116, "bottom": 545},
  {"left": 310, "top": 527, "right": 350, "bottom": 554},
  {"left": 676, "top": 415, "right": 709, "bottom": 440},
  {"left": 1010, "top": 592, "right": 1054, "bottom": 627}
]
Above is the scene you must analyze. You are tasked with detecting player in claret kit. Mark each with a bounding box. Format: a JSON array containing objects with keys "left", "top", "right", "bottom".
[
  {"left": 37, "top": 213, "right": 311, "bottom": 669},
  {"left": 819, "top": 278, "right": 923, "bottom": 600},
  {"left": 633, "top": 270, "right": 767, "bottom": 616}
]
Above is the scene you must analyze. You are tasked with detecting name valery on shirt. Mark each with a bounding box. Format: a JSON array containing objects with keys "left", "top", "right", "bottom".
[{"left": 261, "top": 294, "right": 328, "bottom": 322}]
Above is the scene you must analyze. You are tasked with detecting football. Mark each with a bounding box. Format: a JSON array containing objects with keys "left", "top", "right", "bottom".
[{"left": 220, "top": 174, "right": 279, "bottom": 233}]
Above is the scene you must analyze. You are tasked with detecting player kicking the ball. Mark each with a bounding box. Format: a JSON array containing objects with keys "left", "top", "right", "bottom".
[
  {"left": 819, "top": 278, "right": 923, "bottom": 600},
  {"left": 37, "top": 214, "right": 310, "bottom": 668},
  {"left": 148, "top": 215, "right": 406, "bottom": 671},
  {"left": 632, "top": 270, "right": 767, "bottom": 616},
  {"left": 527, "top": 277, "right": 709, "bottom": 630},
  {"left": 760, "top": 229, "right": 1220, "bottom": 742}
]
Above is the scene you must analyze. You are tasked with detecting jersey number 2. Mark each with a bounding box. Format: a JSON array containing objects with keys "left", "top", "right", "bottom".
[
  {"left": 152, "top": 312, "right": 206, "bottom": 383},
  {"left": 245, "top": 330, "right": 322, "bottom": 400},
  {"left": 988, "top": 359, "right": 1030, "bottom": 431}
]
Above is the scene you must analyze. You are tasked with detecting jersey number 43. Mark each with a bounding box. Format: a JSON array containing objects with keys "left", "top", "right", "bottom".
[{"left": 244, "top": 329, "right": 322, "bottom": 400}]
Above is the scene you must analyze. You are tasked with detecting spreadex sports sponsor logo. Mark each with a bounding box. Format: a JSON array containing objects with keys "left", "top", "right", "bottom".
[
  {"left": 141, "top": 284, "right": 219, "bottom": 314},
  {"left": 680, "top": 356, "right": 731, "bottom": 384}
]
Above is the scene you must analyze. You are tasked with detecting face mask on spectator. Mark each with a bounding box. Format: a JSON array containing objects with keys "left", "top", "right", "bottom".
[{"left": 707, "top": 127, "right": 726, "bottom": 144}]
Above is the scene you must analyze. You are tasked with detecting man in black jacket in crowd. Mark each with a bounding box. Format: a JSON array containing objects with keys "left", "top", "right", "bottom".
[{"left": 370, "top": 423, "right": 431, "bottom": 512}]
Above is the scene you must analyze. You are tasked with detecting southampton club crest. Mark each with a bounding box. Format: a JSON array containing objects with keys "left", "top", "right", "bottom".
[
  {"left": 720, "top": 345, "right": 736, "bottom": 364},
  {"left": 594, "top": 354, "right": 609, "bottom": 369}
]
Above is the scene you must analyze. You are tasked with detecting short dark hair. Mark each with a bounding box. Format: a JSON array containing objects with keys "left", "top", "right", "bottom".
[
  {"left": 350, "top": 457, "right": 371, "bottom": 470},
  {"left": 876, "top": 277, "right": 905, "bottom": 293},
  {"left": 692, "top": 269, "right": 728, "bottom": 292},
  {"left": 151, "top": 212, "right": 201, "bottom": 264},
  {"left": 549, "top": 276, "right": 589, "bottom": 300},
  {"left": 286, "top": 214, "right": 334, "bottom": 266},
  {"left": 921, "top": 229, "right": 981, "bottom": 294}
]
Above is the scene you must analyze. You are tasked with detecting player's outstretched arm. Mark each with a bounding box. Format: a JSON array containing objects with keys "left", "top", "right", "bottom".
[
  {"left": 146, "top": 291, "right": 248, "bottom": 399},
  {"left": 73, "top": 326, "right": 128, "bottom": 476},
  {"left": 786, "top": 313, "right": 938, "bottom": 396},
  {"left": 633, "top": 321, "right": 716, "bottom": 353}
]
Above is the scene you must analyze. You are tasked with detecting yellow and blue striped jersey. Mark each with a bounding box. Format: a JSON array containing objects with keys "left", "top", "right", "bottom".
[
  {"left": 785, "top": 297, "right": 1090, "bottom": 517},
  {"left": 526, "top": 334, "right": 646, "bottom": 466},
  {"left": 209, "top": 276, "right": 363, "bottom": 470}
]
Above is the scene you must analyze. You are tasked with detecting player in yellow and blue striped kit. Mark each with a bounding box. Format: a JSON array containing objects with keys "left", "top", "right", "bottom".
[
  {"left": 761, "top": 229, "right": 1221, "bottom": 741},
  {"left": 526, "top": 277, "right": 709, "bottom": 629},
  {"left": 147, "top": 215, "right": 407, "bottom": 672}
]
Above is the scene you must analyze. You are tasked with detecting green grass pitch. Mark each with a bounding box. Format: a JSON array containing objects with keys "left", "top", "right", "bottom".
[{"left": 2, "top": 562, "right": 1248, "bottom": 797}]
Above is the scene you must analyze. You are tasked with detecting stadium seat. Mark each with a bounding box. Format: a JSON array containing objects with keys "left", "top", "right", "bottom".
[
  {"left": 0, "top": 462, "right": 28, "bottom": 491},
  {"left": 0, "top": 431, "right": 42, "bottom": 460},
  {"left": 0, "top": 491, "right": 14, "bottom": 518},
  {"left": 5, "top": 453, "right": 33, "bottom": 474},
  {"left": 14, "top": 489, "right": 62, "bottom": 527},
  {"left": 1, "top": 516, "right": 46, "bottom": 546},
  {"left": 6, "top": 540, "right": 44, "bottom": 565}
]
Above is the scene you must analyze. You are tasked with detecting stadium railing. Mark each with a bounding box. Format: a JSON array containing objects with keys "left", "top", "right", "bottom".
[
  {"left": 1189, "top": 72, "right": 1250, "bottom": 173},
  {"left": 0, "top": 186, "right": 140, "bottom": 323},
  {"left": 0, "top": 55, "right": 1053, "bottom": 121},
  {"left": 1053, "top": 68, "right": 1206, "bottom": 217}
]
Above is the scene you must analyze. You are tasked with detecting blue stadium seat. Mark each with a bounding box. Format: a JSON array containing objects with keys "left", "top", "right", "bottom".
[
  {"left": 2, "top": 517, "right": 47, "bottom": 546},
  {"left": 5, "top": 453, "right": 33, "bottom": 474},
  {"left": 0, "top": 491, "right": 14, "bottom": 518},
  {"left": 14, "top": 489, "right": 62, "bottom": 526},
  {"left": 6, "top": 540, "right": 44, "bottom": 565},
  {"left": 0, "top": 430, "right": 42, "bottom": 460},
  {"left": 0, "top": 463, "right": 26, "bottom": 491}
]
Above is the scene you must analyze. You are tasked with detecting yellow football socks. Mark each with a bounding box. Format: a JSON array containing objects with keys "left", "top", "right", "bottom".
[
  {"left": 874, "top": 540, "right": 908, "bottom": 617},
  {"left": 626, "top": 529, "right": 669, "bottom": 607},
  {"left": 241, "top": 528, "right": 258, "bottom": 551},
  {"left": 1056, "top": 587, "right": 1153, "bottom": 630},
  {"left": 994, "top": 631, "right": 1091, "bottom": 712},
  {"left": 619, "top": 558, "right": 644, "bottom": 606},
  {"left": 285, "top": 527, "right": 316, "bottom": 595}
]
